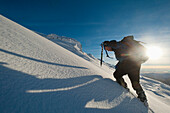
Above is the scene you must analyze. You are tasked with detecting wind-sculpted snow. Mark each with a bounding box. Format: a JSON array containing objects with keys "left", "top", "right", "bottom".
[
  {"left": 142, "top": 73, "right": 170, "bottom": 86},
  {"left": 37, "top": 33, "right": 82, "bottom": 52},
  {"left": 0, "top": 15, "right": 170, "bottom": 113}
]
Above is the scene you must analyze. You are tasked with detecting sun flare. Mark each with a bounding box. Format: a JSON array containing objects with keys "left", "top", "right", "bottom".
[{"left": 146, "top": 46, "right": 163, "bottom": 60}]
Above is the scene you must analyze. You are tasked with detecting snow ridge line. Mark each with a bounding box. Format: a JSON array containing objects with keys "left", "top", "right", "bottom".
[{"left": 26, "top": 78, "right": 99, "bottom": 93}]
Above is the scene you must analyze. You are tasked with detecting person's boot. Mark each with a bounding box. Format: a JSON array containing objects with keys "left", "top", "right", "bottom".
[{"left": 137, "top": 90, "right": 147, "bottom": 102}]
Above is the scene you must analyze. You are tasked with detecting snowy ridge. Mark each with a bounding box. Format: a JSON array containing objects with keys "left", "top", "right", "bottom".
[
  {"left": 0, "top": 15, "right": 170, "bottom": 113},
  {"left": 47, "top": 34, "right": 82, "bottom": 51},
  {"left": 37, "top": 33, "right": 82, "bottom": 51},
  {"left": 37, "top": 32, "right": 105, "bottom": 66}
]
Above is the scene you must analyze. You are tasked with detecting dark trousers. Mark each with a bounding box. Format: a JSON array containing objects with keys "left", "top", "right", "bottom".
[{"left": 114, "top": 60, "right": 143, "bottom": 92}]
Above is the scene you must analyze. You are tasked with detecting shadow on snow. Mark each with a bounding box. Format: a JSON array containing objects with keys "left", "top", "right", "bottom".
[
  {"left": 0, "top": 48, "right": 88, "bottom": 69},
  {"left": 0, "top": 62, "right": 150, "bottom": 113}
]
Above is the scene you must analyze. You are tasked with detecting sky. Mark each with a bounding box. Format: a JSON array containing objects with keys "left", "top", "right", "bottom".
[{"left": 1, "top": 0, "right": 170, "bottom": 67}]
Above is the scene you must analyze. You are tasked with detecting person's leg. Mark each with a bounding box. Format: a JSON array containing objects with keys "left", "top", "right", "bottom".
[
  {"left": 128, "top": 66, "right": 147, "bottom": 102},
  {"left": 113, "top": 62, "right": 127, "bottom": 88}
]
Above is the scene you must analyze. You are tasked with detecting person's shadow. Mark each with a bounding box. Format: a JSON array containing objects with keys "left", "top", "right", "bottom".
[{"left": 0, "top": 62, "right": 150, "bottom": 113}]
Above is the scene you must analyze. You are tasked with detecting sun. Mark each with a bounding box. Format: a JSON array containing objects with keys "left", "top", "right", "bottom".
[{"left": 146, "top": 46, "right": 163, "bottom": 60}]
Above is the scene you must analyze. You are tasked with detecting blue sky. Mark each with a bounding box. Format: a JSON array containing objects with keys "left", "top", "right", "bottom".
[{"left": 1, "top": 0, "right": 170, "bottom": 66}]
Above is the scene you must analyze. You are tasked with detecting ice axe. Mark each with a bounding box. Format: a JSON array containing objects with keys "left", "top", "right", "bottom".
[
  {"left": 100, "top": 43, "right": 104, "bottom": 66},
  {"left": 100, "top": 42, "right": 114, "bottom": 66}
]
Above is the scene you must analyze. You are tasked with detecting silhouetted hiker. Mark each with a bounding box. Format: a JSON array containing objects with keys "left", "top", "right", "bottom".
[{"left": 102, "top": 35, "right": 149, "bottom": 103}]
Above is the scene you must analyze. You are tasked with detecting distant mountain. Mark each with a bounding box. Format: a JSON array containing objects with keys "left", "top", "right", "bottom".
[
  {"left": 36, "top": 32, "right": 102, "bottom": 63},
  {"left": 37, "top": 32, "right": 115, "bottom": 69},
  {"left": 37, "top": 32, "right": 82, "bottom": 51}
]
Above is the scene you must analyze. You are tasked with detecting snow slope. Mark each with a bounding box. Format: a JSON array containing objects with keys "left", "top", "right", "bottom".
[{"left": 0, "top": 15, "right": 170, "bottom": 113}]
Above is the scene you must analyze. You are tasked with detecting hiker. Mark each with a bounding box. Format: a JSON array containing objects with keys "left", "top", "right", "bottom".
[{"left": 103, "top": 35, "right": 148, "bottom": 102}]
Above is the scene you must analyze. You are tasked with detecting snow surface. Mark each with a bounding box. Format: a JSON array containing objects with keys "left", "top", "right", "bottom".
[{"left": 0, "top": 15, "right": 170, "bottom": 113}]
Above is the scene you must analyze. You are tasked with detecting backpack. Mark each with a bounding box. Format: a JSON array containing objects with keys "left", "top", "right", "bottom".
[{"left": 120, "top": 36, "right": 149, "bottom": 63}]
